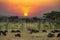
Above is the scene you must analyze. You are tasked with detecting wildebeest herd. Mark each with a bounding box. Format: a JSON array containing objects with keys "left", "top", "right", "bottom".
[{"left": 0, "top": 29, "right": 60, "bottom": 38}]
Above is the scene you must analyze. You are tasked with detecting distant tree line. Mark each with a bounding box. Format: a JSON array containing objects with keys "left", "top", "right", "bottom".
[
  {"left": 0, "top": 16, "right": 40, "bottom": 23},
  {"left": 0, "top": 11, "right": 60, "bottom": 23}
]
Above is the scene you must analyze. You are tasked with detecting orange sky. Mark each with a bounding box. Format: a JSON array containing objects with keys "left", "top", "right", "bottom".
[{"left": 0, "top": 0, "right": 60, "bottom": 17}]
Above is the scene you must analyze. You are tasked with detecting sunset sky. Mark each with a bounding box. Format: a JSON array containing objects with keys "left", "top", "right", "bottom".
[{"left": 0, "top": 0, "right": 60, "bottom": 17}]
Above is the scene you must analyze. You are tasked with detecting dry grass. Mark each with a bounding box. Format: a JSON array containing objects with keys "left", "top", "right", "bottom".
[
  {"left": 0, "top": 30, "right": 60, "bottom": 40},
  {"left": 0, "top": 22, "right": 60, "bottom": 40}
]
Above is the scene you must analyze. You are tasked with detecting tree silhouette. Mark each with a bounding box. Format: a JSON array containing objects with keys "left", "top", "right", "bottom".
[
  {"left": 44, "top": 11, "right": 60, "bottom": 29},
  {"left": 8, "top": 16, "right": 19, "bottom": 22}
]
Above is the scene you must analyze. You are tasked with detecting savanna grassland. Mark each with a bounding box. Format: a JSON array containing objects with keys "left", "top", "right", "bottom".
[{"left": 0, "top": 22, "right": 60, "bottom": 40}]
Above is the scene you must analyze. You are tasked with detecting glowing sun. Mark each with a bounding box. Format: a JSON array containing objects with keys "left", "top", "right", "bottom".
[
  {"left": 22, "top": 6, "right": 31, "bottom": 17},
  {"left": 24, "top": 13, "right": 28, "bottom": 16}
]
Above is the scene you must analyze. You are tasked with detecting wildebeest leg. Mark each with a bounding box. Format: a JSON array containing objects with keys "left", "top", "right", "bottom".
[{"left": 30, "top": 31, "right": 32, "bottom": 34}]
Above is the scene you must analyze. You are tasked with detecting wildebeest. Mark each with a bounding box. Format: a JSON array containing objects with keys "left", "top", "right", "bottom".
[
  {"left": 11, "top": 30, "right": 15, "bottom": 32},
  {"left": 57, "top": 33, "right": 60, "bottom": 37},
  {"left": 42, "top": 30, "right": 47, "bottom": 32},
  {"left": 15, "top": 34, "right": 21, "bottom": 37},
  {"left": 11, "top": 30, "right": 21, "bottom": 33},
  {"left": 51, "top": 30, "right": 60, "bottom": 33},
  {"left": 0, "top": 30, "right": 8, "bottom": 36},
  {"left": 47, "top": 33, "right": 55, "bottom": 37},
  {"left": 16, "top": 30, "right": 21, "bottom": 32},
  {"left": 27, "top": 28, "right": 39, "bottom": 34}
]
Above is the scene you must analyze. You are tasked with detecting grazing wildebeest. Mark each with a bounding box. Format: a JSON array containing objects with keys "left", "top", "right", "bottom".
[
  {"left": 15, "top": 34, "right": 21, "bottom": 37},
  {"left": 42, "top": 30, "right": 47, "bottom": 32},
  {"left": 11, "top": 30, "right": 21, "bottom": 33},
  {"left": 57, "top": 33, "right": 60, "bottom": 37},
  {"left": 27, "top": 28, "right": 39, "bottom": 34},
  {"left": 0, "top": 30, "right": 8, "bottom": 36},
  {"left": 11, "top": 30, "right": 15, "bottom": 32},
  {"left": 16, "top": 30, "right": 21, "bottom": 32},
  {"left": 51, "top": 30, "right": 60, "bottom": 33},
  {"left": 47, "top": 33, "right": 55, "bottom": 37}
]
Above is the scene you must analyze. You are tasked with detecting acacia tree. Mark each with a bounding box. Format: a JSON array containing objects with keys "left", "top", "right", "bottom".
[{"left": 43, "top": 11, "right": 60, "bottom": 29}]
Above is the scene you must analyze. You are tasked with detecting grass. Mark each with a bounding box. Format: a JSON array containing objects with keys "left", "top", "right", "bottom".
[
  {"left": 0, "top": 30, "right": 60, "bottom": 40},
  {"left": 0, "top": 22, "right": 57, "bottom": 30},
  {"left": 0, "top": 22, "right": 60, "bottom": 40}
]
